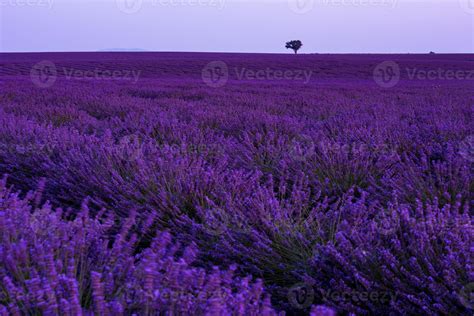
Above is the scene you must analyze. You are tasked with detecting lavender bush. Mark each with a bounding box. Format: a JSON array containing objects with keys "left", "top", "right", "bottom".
[
  {"left": 0, "top": 52, "right": 472, "bottom": 314},
  {"left": 0, "top": 177, "right": 283, "bottom": 315}
]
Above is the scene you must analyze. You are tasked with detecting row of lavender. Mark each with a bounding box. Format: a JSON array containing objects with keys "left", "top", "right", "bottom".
[
  {"left": 1, "top": 177, "right": 299, "bottom": 315},
  {"left": 0, "top": 53, "right": 473, "bottom": 314}
]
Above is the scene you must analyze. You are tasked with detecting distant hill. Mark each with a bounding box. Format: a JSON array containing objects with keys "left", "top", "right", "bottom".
[{"left": 98, "top": 48, "right": 148, "bottom": 52}]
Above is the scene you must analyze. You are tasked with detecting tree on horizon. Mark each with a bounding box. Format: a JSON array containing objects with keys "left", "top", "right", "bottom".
[{"left": 285, "top": 40, "right": 303, "bottom": 54}]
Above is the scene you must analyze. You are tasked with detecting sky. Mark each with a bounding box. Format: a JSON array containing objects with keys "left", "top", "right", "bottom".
[{"left": 1, "top": 0, "right": 473, "bottom": 53}]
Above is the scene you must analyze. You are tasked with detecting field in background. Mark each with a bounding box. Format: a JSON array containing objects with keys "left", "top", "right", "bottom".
[{"left": 0, "top": 53, "right": 473, "bottom": 315}]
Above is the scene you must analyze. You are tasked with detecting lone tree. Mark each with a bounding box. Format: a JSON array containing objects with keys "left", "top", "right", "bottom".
[{"left": 286, "top": 40, "right": 303, "bottom": 54}]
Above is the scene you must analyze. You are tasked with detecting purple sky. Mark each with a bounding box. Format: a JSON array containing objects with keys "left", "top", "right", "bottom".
[{"left": 1, "top": 0, "right": 473, "bottom": 53}]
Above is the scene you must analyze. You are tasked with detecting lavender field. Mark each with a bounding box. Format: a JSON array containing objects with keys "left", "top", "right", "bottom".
[{"left": 0, "top": 52, "right": 473, "bottom": 315}]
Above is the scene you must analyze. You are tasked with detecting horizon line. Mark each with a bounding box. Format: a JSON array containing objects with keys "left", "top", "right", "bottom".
[{"left": 1, "top": 50, "right": 473, "bottom": 55}]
